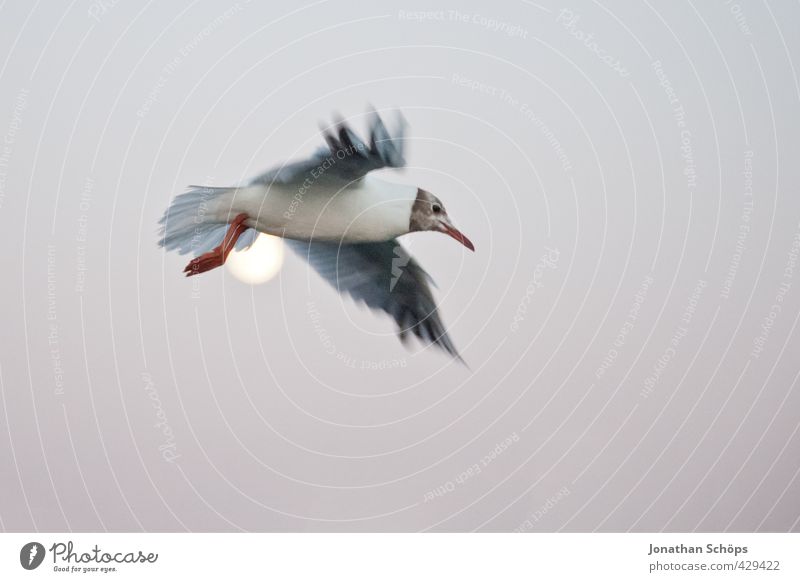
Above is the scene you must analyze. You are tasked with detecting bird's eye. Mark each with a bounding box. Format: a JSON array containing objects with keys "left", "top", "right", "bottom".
[{"left": 432, "top": 203, "right": 442, "bottom": 213}]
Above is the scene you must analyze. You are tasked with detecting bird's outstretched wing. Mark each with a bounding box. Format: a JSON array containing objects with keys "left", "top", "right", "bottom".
[
  {"left": 287, "top": 239, "right": 463, "bottom": 361},
  {"left": 250, "top": 110, "right": 407, "bottom": 187}
]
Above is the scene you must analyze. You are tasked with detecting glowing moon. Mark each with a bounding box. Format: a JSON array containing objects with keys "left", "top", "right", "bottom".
[{"left": 225, "top": 233, "right": 284, "bottom": 284}]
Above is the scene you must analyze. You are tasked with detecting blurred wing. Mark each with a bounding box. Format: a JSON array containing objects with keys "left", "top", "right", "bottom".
[
  {"left": 250, "top": 110, "right": 407, "bottom": 187},
  {"left": 287, "top": 239, "right": 462, "bottom": 360}
]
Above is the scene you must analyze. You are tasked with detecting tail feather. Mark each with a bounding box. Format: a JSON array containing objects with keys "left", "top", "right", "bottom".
[{"left": 158, "top": 186, "right": 256, "bottom": 256}]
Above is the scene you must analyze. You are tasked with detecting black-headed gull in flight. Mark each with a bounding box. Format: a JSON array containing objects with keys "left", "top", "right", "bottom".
[{"left": 159, "top": 110, "right": 474, "bottom": 360}]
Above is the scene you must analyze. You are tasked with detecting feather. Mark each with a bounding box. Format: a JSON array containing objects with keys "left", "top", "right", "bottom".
[
  {"left": 249, "top": 110, "right": 407, "bottom": 187},
  {"left": 286, "top": 238, "right": 463, "bottom": 361}
]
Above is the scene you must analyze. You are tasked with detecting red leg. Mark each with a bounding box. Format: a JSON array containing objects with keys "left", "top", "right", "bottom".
[{"left": 184, "top": 213, "right": 249, "bottom": 277}]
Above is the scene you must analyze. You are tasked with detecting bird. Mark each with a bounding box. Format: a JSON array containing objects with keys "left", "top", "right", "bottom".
[{"left": 158, "top": 110, "right": 474, "bottom": 360}]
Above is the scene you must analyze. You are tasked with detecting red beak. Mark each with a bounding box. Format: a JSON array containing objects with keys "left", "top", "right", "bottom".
[{"left": 440, "top": 222, "right": 475, "bottom": 251}]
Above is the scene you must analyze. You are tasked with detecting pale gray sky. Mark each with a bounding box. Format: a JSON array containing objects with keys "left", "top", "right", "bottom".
[{"left": 0, "top": 0, "right": 799, "bottom": 531}]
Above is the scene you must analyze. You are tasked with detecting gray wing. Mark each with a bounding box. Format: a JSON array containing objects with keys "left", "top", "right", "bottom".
[
  {"left": 249, "top": 110, "right": 407, "bottom": 187},
  {"left": 287, "top": 239, "right": 463, "bottom": 361}
]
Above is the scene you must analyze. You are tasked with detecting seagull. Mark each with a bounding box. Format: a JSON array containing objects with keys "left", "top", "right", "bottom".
[{"left": 158, "top": 110, "right": 474, "bottom": 360}]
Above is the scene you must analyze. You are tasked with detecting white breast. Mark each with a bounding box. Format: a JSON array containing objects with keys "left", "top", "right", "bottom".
[{"left": 227, "top": 175, "right": 416, "bottom": 243}]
